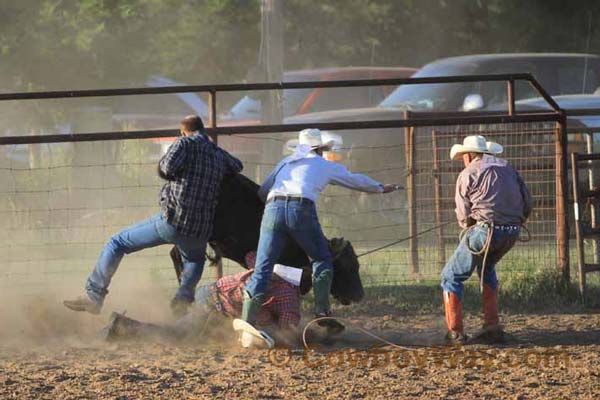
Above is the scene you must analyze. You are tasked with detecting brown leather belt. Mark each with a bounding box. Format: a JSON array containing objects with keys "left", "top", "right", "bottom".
[{"left": 267, "top": 195, "right": 313, "bottom": 205}]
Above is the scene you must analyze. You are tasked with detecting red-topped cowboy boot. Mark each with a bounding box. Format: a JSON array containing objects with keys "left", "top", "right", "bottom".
[
  {"left": 476, "top": 284, "right": 507, "bottom": 343},
  {"left": 482, "top": 284, "right": 499, "bottom": 328},
  {"left": 443, "top": 291, "right": 467, "bottom": 344}
]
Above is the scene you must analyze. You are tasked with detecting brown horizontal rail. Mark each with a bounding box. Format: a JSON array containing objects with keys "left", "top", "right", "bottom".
[
  {"left": 0, "top": 73, "right": 564, "bottom": 145},
  {"left": 0, "top": 73, "right": 539, "bottom": 101},
  {"left": 573, "top": 153, "right": 600, "bottom": 161},
  {"left": 565, "top": 108, "right": 600, "bottom": 117},
  {"left": 0, "top": 112, "right": 563, "bottom": 145},
  {"left": 566, "top": 127, "right": 600, "bottom": 134},
  {"left": 584, "top": 263, "right": 600, "bottom": 273}
]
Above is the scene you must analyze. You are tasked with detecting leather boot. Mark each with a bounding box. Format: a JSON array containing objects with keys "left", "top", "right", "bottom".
[
  {"left": 236, "top": 291, "right": 274, "bottom": 348},
  {"left": 474, "top": 284, "right": 506, "bottom": 343},
  {"left": 482, "top": 284, "right": 499, "bottom": 328},
  {"left": 63, "top": 295, "right": 101, "bottom": 315},
  {"left": 313, "top": 270, "right": 344, "bottom": 335},
  {"left": 241, "top": 290, "right": 265, "bottom": 325},
  {"left": 443, "top": 292, "right": 467, "bottom": 344},
  {"left": 103, "top": 312, "right": 175, "bottom": 342}
]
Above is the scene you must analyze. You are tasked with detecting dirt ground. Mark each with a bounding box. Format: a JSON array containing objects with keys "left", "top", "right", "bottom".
[{"left": 0, "top": 304, "right": 599, "bottom": 400}]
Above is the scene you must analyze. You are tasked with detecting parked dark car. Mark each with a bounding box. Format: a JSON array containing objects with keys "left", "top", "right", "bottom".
[
  {"left": 489, "top": 94, "right": 600, "bottom": 154},
  {"left": 273, "top": 54, "right": 600, "bottom": 232},
  {"left": 284, "top": 53, "right": 600, "bottom": 162},
  {"left": 380, "top": 53, "right": 600, "bottom": 112}
]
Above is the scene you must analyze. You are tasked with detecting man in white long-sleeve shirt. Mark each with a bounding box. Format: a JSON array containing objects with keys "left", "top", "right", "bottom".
[{"left": 235, "top": 128, "right": 397, "bottom": 344}]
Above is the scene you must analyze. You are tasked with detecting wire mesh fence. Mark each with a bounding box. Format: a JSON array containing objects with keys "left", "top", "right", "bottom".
[
  {"left": 0, "top": 74, "right": 577, "bottom": 298},
  {"left": 571, "top": 151, "right": 600, "bottom": 295},
  {"left": 0, "top": 119, "right": 566, "bottom": 295},
  {"left": 319, "top": 121, "right": 561, "bottom": 286}
]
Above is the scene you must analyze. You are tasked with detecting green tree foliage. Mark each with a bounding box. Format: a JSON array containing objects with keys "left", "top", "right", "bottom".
[
  {"left": 0, "top": 0, "right": 261, "bottom": 91},
  {"left": 285, "top": 0, "right": 600, "bottom": 69},
  {"left": 0, "top": 0, "right": 599, "bottom": 90}
]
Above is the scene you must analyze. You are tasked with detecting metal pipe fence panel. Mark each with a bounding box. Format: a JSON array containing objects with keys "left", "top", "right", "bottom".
[
  {"left": 0, "top": 121, "right": 562, "bottom": 293},
  {"left": 0, "top": 75, "right": 576, "bottom": 296}
]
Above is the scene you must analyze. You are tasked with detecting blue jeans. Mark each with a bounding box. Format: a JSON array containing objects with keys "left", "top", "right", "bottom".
[
  {"left": 441, "top": 224, "right": 520, "bottom": 300},
  {"left": 86, "top": 212, "right": 207, "bottom": 305},
  {"left": 246, "top": 199, "right": 332, "bottom": 297},
  {"left": 173, "top": 283, "right": 215, "bottom": 335}
]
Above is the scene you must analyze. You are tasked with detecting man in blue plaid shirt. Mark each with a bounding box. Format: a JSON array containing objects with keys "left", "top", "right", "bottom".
[{"left": 64, "top": 115, "right": 243, "bottom": 316}]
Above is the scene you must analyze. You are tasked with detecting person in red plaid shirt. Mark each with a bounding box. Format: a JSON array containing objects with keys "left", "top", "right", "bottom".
[
  {"left": 213, "top": 259, "right": 300, "bottom": 328},
  {"left": 102, "top": 252, "right": 301, "bottom": 345}
]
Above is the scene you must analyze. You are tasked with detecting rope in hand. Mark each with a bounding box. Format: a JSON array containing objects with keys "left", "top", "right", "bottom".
[
  {"left": 518, "top": 225, "right": 531, "bottom": 242},
  {"left": 460, "top": 223, "right": 531, "bottom": 293},
  {"left": 460, "top": 224, "right": 495, "bottom": 293}
]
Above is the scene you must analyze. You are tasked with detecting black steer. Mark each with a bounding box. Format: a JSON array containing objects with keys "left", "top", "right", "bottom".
[{"left": 169, "top": 173, "right": 364, "bottom": 305}]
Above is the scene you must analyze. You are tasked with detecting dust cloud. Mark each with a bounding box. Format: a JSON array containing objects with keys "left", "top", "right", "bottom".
[{"left": 0, "top": 267, "right": 176, "bottom": 349}]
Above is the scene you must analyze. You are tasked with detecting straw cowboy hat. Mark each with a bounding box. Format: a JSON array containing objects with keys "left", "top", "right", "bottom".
[
  {"left": 298, "top": 128, "right": 335, "bottom": 150},
  {"left": 232, "top": 318, "right": 275, "bottom": 349},
  {"left": 449, "top": 135, "right": 503, "bottom": 161}
]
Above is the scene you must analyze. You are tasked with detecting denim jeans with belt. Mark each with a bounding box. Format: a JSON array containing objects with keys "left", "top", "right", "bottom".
[
  {"left": 245, "top": 199, "right": 332, "bottom": 297},
  {"left": 85, "top": 212, "right": 207, "bottom": 305},
  {"left": 441, "top": 224, "right": 520, "bottom": 300}
]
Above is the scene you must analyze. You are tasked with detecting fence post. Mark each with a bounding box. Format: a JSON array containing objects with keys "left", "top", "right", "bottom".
[
  {"left": 404, "top": 111, "right": 419, "bottom": 274},
  {"left": 208, "top": 90, "right": 223, "bottom": 279},
  {"left": 431, "top": 130, "right": 445, "bottom": 270},
  {"left": 585, "top": 133, "right": 600, "bottom": 263},
  {"left": 555, "top": 117, "right": 570, "bottom": 282},
  {"left": 571, "top": 153, "right": 586, "bottom": 297}
]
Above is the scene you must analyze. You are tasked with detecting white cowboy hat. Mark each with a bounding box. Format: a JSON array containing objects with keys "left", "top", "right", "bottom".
[
  {"left": 284, "top": 131, "right": 343, "bottom": 156},
  {"left": 298, "top": 128, "right": 335, "bottom": 150},
  {"left": 449, "top": 135, "right": 503, "bottom": 161},
  {"left": 232, "top": 319, "right": 275, "bottom": 349}
]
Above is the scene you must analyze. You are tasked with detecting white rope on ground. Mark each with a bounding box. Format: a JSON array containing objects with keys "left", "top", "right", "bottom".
[
  {"left": 302, "top": 316, "right": 413, "bottom": 351},
  {"left": 301, "top": 317, "right": 517, "bottom": 356},
  {"left": 299, "top": 223, "right": 534, "bottom": 351}
]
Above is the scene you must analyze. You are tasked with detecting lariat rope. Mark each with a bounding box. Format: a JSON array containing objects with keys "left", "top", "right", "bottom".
[
  {"left": 356, "top": 221, "right": 454, "bottom": 258},
  {"left": 459, "top": 224, "right": 531, "bottom": 293},
  {"left": 299, "top": 223, "right": 532, "bottom": 349},
  {"left": 300, "top": 317, "right": 507, "bottom": 355},
  {"left": 302, "top": 317, "right": 412, "bottom": 351},
  {"left": 460, "top": 224, "right": 495, "bottom": 293}
]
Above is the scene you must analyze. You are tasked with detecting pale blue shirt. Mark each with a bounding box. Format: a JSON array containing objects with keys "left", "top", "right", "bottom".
[{"left": 259, "top": 145, "right": 384, "bottom": 203}]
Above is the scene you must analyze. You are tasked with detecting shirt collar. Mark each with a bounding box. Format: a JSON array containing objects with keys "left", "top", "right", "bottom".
[
  {"left": 288, "top": 144, "right": 319, "bottom": 162},
  {"left": 189, "top": 130, "right": 209, "bottom": 141}
]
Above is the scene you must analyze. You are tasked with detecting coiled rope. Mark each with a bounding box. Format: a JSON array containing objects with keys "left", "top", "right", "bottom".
[{"left": 460, "top": 223, "right": 531, "bottom": 292}]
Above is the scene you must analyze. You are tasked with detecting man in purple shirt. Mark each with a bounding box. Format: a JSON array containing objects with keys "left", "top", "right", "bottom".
[{"left": 442, "top": 135, "right": 532, "bottom": 344}]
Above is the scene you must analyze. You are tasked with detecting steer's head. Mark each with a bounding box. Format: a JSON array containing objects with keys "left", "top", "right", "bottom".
[{"left": 329, "top": 237, "right": 364, "bottom": 305}]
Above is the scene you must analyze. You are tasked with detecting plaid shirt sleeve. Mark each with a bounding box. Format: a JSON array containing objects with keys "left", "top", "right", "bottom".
[
  {"left": 267, "top": 281, "right": 301, "bottom": 328},
  {"left": 220, "top": 148, "right": 243, "bottom": 175},
  {"left": 159, "top": 138, "right": 187, "bottom": 178},
  {"left": 214, "top": 271, "right": 251, "bottom": 317}
]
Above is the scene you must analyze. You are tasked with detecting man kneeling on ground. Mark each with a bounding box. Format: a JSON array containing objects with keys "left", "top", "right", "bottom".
[{"left": 104, "top": 253, "right": 300, "bottom": 348}]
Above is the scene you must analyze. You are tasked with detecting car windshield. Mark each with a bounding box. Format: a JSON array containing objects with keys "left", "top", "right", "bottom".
[
  {"left": 379, "top": 63, "right": 478, "bottom": 111},
  {"left": 229, "top": 95, "right": 261, "bottom": 119},
  {"left": 227, "top": 73, "right": 312, "bottom": 119}
]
